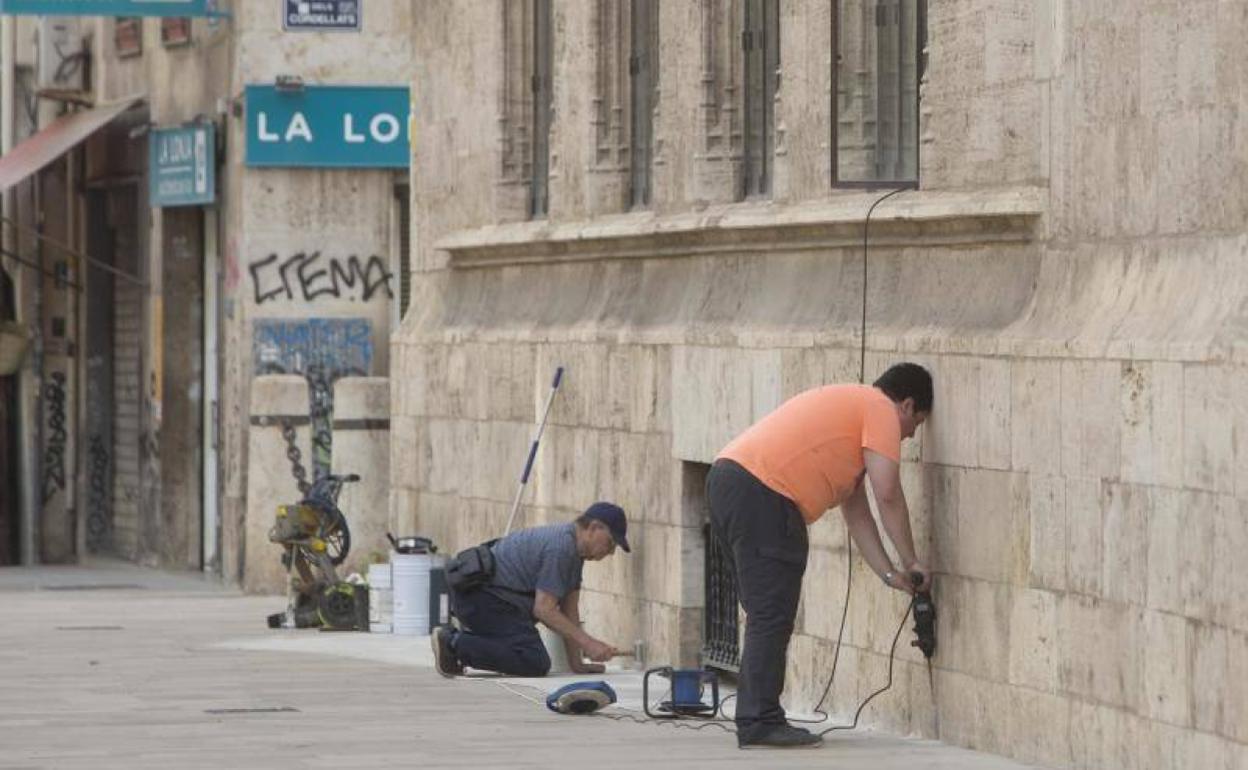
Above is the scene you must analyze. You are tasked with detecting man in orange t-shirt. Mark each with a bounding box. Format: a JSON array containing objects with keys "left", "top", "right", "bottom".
[{"left": 708, "top": 362, "right": 933, "bottom": 749}]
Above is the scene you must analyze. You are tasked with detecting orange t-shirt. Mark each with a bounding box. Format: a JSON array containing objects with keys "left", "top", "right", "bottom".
[{"left": 718, "top": 385, "right": 901, "bottom": 523}]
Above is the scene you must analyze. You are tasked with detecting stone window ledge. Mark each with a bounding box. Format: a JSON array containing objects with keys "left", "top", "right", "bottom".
[{"left": 438, "top": 186, "right": 1045, "bottom": 268}]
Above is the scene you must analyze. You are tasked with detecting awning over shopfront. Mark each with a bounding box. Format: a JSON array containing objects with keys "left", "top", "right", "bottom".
[{"left": 0, "top": 98, "right": 139, "bottom": 193}]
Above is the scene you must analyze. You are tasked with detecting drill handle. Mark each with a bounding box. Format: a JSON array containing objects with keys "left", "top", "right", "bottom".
[{"left": 909, "top": 570, "right": 935, "bottom": 595}]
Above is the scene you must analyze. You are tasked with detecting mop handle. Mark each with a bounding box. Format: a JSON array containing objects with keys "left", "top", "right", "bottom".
[{"left": 503, "top": 366, "right": 564, "bottom": 535}]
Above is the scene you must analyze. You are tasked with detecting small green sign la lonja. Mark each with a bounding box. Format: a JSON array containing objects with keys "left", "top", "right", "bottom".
[{"left": 150, "top": 123, "right": 215, "bottom": 207}]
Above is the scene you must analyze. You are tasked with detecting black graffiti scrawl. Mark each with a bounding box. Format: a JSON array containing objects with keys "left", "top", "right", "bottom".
[
  {"left": 42, "top": 371, "right": 68, "bottom": 503},
  {"left": 86, "top": 435, "right": 111, "bottom": 550},
  {"left": 249, "top": 252, "right": 394, "bottom": 305}
]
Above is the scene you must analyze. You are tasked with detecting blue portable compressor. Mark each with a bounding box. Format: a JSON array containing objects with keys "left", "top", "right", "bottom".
[{"left": 643, "top": 666, "right": 721, "bottom": 718}]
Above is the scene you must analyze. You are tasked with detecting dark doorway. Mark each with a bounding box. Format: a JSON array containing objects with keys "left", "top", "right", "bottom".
[
  {"left": 83, "top": 190, "right": 116, "bottom": 554},
  {"left": 157, "top": 206, "right": 204, "bottom": 568},
  {"left": 82, "top": 186, "right": 146, "bottom": 559},
  {"left": 0, "top": 266, "right": 20, "bottom": 564}
]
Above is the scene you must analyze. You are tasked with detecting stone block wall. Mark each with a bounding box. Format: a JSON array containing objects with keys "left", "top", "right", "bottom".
[
  {"left": 218, "top": 3, "right": 410, "bottom": 586},
  {"left": 243, "top": 375, "right": 310, "bottom": 594},
  {"left": 396, "top": 2, "right": 1248, "bottom": 768},
  {"left": 331, "top": 377, "right": 392, "bottom": 576},
  {"left": 389, "top": 337, "right": 703, "bottom": 665}
]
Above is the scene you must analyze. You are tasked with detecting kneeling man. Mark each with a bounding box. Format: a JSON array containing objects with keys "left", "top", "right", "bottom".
[{"left": 432, "top": 502, "right": 629, "bottom": 677}]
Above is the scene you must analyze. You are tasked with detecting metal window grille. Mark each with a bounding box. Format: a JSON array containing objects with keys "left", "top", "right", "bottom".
[
  {"left": 742, "top": 0, "right": 779, "bottom": 199},
  {"left": 628, "top": 0, "right": 658, "bottom": 209},
  {"left": 530, "top": 0, "right": 554, "bottom": 219},
  {"left": 395, "top": 184, "right": 411, "bottom": 320},
  {"left": 832, "top": 0, "right": 927, "bottom": 187},
  {"left": 114, "top": 17, "right": 143, "bottom": 58},
  {"left": 702, "top": 522, "right": 741, "bottom": 671},
  {"left": 160, "top": 17, "right": 191, "bottom": 47}
]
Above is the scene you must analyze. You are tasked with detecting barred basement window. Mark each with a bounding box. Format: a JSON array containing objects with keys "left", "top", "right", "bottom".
[
  {"left": 530, "top": 0, "right": 554, "bottom": 219},
  {"left": 704, "top": 517, "right": 741, "bottom": 671},
  {"left": 628, "top": 0, "right": 659, "bottom": 209},
  {"left": 689, "top": 460, "right": 740, "bottom": 672},
  {"left": 741, "top": 0, "right": 779, "bottom": 199},
  {"left": 833, "top": 0, "right": 927, "bottom": 187}
]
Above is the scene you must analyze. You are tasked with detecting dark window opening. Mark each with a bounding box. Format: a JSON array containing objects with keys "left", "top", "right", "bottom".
[
  {"left": 530, "top": 0, "right": 554, "bottom": 219},
  {"left": 742, "top": 0, "right": 779, "bottom": 199},
  {"left": 0, "top": 267, "right": 20, "bottom": 565},
  {"left": 628, "top": 0, "right": 659, "bottom": 209},
  {"left": 114, "top": 17, "right": 142, "bottom": 58},
  {"left": 832, "top": 0, "right": 926, "bottom": 187},
  {"left": 160, "top": 17, "right": 192, "bottom": 47}
]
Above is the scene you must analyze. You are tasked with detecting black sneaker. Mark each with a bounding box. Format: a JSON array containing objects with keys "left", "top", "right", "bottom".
[
  {"left": 430, "top": 625, "right": 463, "bottom": 678},
  {"left": 738, "top": 724, "right": 823, "bottom": 749}
]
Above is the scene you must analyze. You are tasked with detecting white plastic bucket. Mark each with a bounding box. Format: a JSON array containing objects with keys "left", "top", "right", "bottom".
[
  {"left": 539, "top": 624, "right": 571, "bottom": 675},
  {"left": 368, "top": 562, "right": 393, "bottom": 633},
  {"left": 391, "top": 552, "right": 433, "bottom": 635}
]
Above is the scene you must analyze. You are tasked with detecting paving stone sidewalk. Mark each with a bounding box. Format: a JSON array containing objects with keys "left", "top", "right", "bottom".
[{"left": 0, "top": 562, "right": 1047, "bottom": 769}]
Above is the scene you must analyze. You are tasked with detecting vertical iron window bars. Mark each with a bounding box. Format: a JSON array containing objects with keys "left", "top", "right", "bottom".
[
  {"left": 741, "top": 0, "right": 779, "bottom": 199},
  {"left": 530, "top": 0, "right": 554, "bottom": 218},
  {"left": 703, "top": 522, "right": 742, "bottom": 671},
  {"left": 833, "top": 0, "right": 926, "bottom": 187},
  {"left": 395, "top": 184, "right": 411, "bottom": 320},
  {"left": 628, "top": 0, "right": 659, "bottom": 209}
]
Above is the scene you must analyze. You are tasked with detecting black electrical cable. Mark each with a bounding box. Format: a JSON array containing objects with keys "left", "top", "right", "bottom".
[
  {"left": 787, "top": 575, "right": 918, "bottom": 730},
  {"left": 593, "top": 685, "right": 736, "bottom": 733},
  {"left": 595, "top": 591, "right": 916, "bottom": 737},
  {"left": 599, "top": 187, "right": 921, "bottom": 738},
  {"left": 792, "top": 186, "right": 911, "bottom": 728},
  {"left": 859, "top": 186, "right": 908, "bottom": 384},
  {"left": 798, "top": 184, "right": 918, "bottom": 728},
  {"left": 0, "top": 247, "right": 81, "bottom": 289},
  {"left": 819, "top": 600, "right": 914, "bottom": 735},
  {"left": 785, "top": 548, "right": 853, "bottom": 726},
  {"left": 594, "top": 710, "right": 738, "bottom": 733}
]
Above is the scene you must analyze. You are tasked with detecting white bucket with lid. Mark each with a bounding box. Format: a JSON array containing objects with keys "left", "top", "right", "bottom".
[
  {"left": 391, "top": 552, "right": 433, "bottom": 635},
  {"left": 539, "top": 624, "right": 571, "bottom": 675}
]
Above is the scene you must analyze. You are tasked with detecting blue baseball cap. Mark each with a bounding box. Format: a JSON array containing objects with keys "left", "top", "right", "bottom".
[{"left": 583, "top": 501, "right": 630, "bottom": 553}]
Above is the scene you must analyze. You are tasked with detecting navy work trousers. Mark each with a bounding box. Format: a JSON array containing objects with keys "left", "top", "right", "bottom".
[
  {"left": 706, "top": 458, "right": 809, "bottom": 733},
  {"left": 451, "top": 587, "right": 551, "bottom": 677}
]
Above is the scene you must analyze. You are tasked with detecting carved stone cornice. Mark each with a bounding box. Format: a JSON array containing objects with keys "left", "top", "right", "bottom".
[{"left": 439, "top": 187, "right": 1045, "bottom": 269}]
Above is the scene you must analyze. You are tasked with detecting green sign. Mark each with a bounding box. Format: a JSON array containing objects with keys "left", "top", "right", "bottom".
[
  {"left": 245, "top": 85, "right": 409, "bottom": 168},
  {"left": 149, "top": 123, "right": 215, "bottom": 207},
  {"left": 0, "top": 0, "right": 218, "bottom": 16}
]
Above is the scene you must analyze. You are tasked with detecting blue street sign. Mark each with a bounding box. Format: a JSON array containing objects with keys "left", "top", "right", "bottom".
[
  {"left": 245, "top": 84, "right": 409, "bottom": 169},
  {"left": 150, "top": 123, "right": 215, "bottom": 207},
  {"left": 283, "top": 0, "right": 360, "bottom": 31},
  {"left": 0, "top": 0, "right": 217, "bottom": 16}
]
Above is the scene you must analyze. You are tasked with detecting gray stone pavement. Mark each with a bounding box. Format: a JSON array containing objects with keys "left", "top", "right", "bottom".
[{"left": 0, "top": 562, "right": 1047, "bottom": 769}]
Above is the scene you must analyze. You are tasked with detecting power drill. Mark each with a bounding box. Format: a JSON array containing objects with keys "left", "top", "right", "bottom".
[{"left": 909, "top": 572, "right": 936, "bottom": 659}]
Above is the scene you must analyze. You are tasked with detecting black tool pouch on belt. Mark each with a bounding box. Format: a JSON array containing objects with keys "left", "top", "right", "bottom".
[{"left": 445, "top": 538, "right": 499, "bottom": 593}]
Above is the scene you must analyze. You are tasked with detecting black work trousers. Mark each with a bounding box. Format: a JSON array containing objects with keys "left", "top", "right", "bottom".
[
  {"left": 706, "top": 458, "right": 809, "bottom": 733},
  {"left": 451, "top": 587, "right": 551, "bottom": 677}
]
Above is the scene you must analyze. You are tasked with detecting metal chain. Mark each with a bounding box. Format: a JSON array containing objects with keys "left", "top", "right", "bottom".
[{"left": 279, "top": 419, "right": 310, "bottom": 495}]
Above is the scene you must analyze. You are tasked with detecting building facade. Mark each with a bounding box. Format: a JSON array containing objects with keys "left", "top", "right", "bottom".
[
  {"left": 395, "top": 2, "right": 1248, "bottom": 769},
  {"left": 0, "top": 3, "right": 409, "bottom": 590}
]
